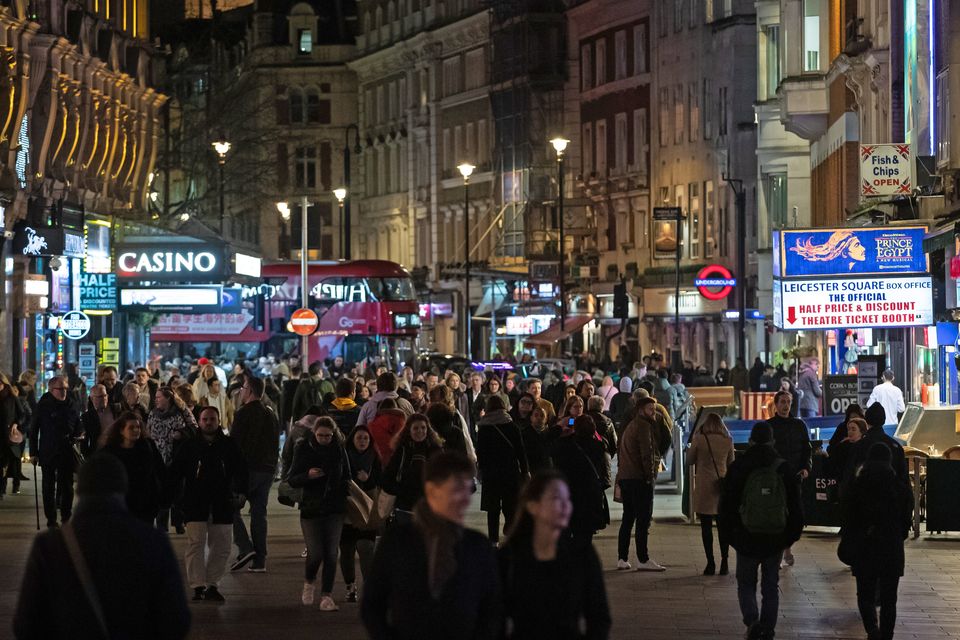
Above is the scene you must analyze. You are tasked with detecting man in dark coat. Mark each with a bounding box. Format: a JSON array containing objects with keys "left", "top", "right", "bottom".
[
  {"left": 720, "top": 422, "right": 803, "bottom": 640},
  {"left": 30, "top": 376, "right": 82, "bottom": 528},
  {"left": 229, "top": 376, "right": 281, "bottom": 573},
  {"left": 854, "top": 403, "right": 909, "bottom": 484},
  {"left": 362, "top": 452, "right": 501, "bottom": 640},
  {"left": 167, "top": 406, "right": 248, "bottom": 603},
  {"left": 79, "top": 384, "right": 120, "bottom": 455},
  {"left": 327, "top": 376, "right": 361, "bottom": 434},
  {"left": 767, "top": 389, "right": 811, "bottom": 568},
  {"left": 748, "top": 358, "right": 766, "bottom": 392},
  {"left": 14, "top": 453, "right": 190, "bottom": 640},
  {"left": 475, "top": 395, "right": 528, "bottom": 543}
]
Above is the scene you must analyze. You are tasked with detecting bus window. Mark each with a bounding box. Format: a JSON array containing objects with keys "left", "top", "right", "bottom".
[{"left": 369, "top": 277, "right": 415, "bottom": 301}]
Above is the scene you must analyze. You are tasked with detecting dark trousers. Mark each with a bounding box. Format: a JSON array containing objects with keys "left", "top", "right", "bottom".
[
  {"left": 699, "top": 514, "right": 729, "bottom": 562},
  {"left": 41, "top": 460, "right": 75, "bottom": 525},
  {"left": 301, "top": 514, "right": 344, "bottom": 593},
  {"left": 618, "top": 479, "right": 654, "bottom": 563},
  {"left": 234, "top": 470, "right": 273, "bottom": 566},
  {"left": 339, "top": 525, "right": 375, "bottom": 584},
  {"left": 856, "top": 574, "right": 900, "bottom": 639},
  {"left": 1, "top": 443, "right": 25, "bottom": 493},
  {"left": 736, "top": 552, "right": 782, "bottom": 634},
  {"left": 484, "top": 490, "right": 518, "bottom": 542}
]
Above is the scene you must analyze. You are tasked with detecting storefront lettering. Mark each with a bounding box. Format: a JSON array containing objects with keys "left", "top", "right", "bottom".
[{"left": 118, "top": 251, "right": 218, "bottom": 274}]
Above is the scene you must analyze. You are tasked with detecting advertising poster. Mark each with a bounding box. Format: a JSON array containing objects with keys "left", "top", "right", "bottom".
[
  {"left": 824, "top": 375, "right": 859, "bottom": 416},
  {"left": 777, "top": 226, "right": 928, "bottom": 277},
  {"left": 653, "top": 207, "right": 681, "bottom": 260}
]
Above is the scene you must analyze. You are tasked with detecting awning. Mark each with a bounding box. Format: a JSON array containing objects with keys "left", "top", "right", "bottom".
[{"left": 524, "top": 315, "right": 593, "bottom": 346}]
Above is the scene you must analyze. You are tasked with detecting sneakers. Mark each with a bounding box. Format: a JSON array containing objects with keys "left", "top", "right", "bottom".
[
  {"left": 782, "top": 548, "right": 795, "bottom": 567},
  {"left": 300, "top": 548, "right": 308, "bottom": 558},
  {"left": 203, "top": 585, "right": 226, "bottom": 603},
  {"left": 345, "top": 583, "right": 358, "bottom": 603},
  {"left": 616, "top": 559, "right": 632, "bottom": 571},
  {"left": 247, "top": 564, "right": 267, "bottom": 573},
  {"left": 301, "top": 582, "right": 316, "bottom": 606},
  {"left": 635, "top": 559, "right": 666, "bottom": 572},
  {"left": 230, "top": 551, "right": 256, "bottom": 572},
  {"left": 318, "top": 595, "right": 339, "bottom": 611},
  {"left": 192, "top": 587, "right": 206, "bottom": 601}
]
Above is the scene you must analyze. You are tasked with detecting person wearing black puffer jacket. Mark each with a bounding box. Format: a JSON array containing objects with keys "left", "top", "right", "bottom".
[
  {"left": 476, "top": 395, "right": 528, "bottom": 543},
  {"left": 288, "top": 416, "right": 350, "bottom": 611},
  {"left": 339, "top": 424, "right": 382, "bottom": 603},
  {"left": 842, "top": 442, "right": 913, "bottom": 640}
]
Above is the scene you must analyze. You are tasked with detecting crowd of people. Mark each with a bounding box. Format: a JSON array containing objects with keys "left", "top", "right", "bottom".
[{"left": 2, "top": 354, "right": 915, "bottom": 640}]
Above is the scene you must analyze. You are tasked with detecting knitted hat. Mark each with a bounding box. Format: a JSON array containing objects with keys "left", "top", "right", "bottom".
[
  {"left": 749, "top": 421, "right": 773, "bottom": 445},
  {"left": 864, "top": 403, "right": 886, "bottom": 429},
  {"left": 77, "top": 452, "right": 129, "bottom": 497}
]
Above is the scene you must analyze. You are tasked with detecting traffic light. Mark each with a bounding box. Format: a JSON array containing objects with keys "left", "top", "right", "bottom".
[{"left": 613, "top": 281, "right": 628, "bottom": 319}]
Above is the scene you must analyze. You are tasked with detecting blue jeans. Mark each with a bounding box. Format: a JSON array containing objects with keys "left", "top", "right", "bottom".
[
  {"left": 799, "top": 408, "right": 817, "bottom": 419},
  {"left": 233, "top": 470, "right": 274, "bottom": 566},
  {"left": 301, "top": 514, "right": 345, "bottom": 592},
  {"left": 736, "top": 551, "right": 783, "bottom": 633}
]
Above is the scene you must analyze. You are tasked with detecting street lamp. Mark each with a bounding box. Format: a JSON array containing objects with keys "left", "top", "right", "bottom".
[
  {"left": 211, "top": 138, "right": 231, "bottom": 234},
  {"left": 333, "top": 188, "right": 347, "bottom": 258},
  {"left": 343, "top": 124, "right": 362, "bottom": 260},
  {"left": 458, "top": 162, "right": 475, "bottom": 357},
  {"left": 277, "top": 201, "right": 291, "bottom": 259},
  {"left": 277, "top": 196, "right": 313, "bottom": 363},
  {"left": 549, "top": 137, "right": 569, "bottom": 333}
]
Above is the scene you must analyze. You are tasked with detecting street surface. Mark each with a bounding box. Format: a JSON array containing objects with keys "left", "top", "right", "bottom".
[{"left": 1, "top": 478, "right": 959, "bottom": 639}]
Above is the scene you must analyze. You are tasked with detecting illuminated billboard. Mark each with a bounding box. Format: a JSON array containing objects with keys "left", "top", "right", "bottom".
[{"left": 774, "top": 226, "right": 928, "bottom": 278}]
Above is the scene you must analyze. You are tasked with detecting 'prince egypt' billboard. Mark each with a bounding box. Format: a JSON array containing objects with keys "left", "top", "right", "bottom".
[{"left": 773, "top": 226, "right": 928, "bottom": 278}]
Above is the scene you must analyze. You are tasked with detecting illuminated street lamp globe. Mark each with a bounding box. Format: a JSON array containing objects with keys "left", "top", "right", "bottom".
[
  {"left": 550, "top": 137, "right": 570, "bottom": 158},
  {"left": 457, "top": 163, "right": 475, "bottom": 180},
  {"left": 276, "top": 201, "right": 291, "bottom": 221},
  {"left": 212, "top": 139, "right": 231, "bottom": 163},
  {"left": 333, "top": 187, "right": 347, "bottom": 203}
]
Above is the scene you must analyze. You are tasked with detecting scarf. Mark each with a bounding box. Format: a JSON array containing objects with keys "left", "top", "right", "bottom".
[{"left": 413, "top": 499, "right": 463, "bottom": 599}]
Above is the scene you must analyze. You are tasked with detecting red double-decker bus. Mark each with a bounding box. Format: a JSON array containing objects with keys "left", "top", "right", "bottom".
[{"left": 150, "top": 260, "right": 420, "bottom": 367}]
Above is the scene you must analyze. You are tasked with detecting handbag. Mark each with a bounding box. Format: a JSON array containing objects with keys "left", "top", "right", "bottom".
[
  {"left": 62, "top": 522, "right": 110, "bottom": 639},
  {"left": 277, "top": 480, "right": 302, "bottom": 507},
  {"left": 376, "top": 489, "right": 397, "bottom": 521},
  {"left": 346, "top": 480, "right": 375, "bottom": 528},
  {"left": 8, "top": 425, "right": 23, "bottom": 445},
  {"left": 493, "top": 424, "right": 531, "bottom": 483}
]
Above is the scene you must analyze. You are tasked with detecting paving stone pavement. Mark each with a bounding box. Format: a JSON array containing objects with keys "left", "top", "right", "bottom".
[{"left": 2, "top": 478, "right": 959, "bottom": 639}]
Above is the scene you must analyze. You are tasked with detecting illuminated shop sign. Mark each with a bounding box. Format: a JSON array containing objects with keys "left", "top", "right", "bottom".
[
  {"left": 773, "top": 226, "right": 928, "bottom": 278},
  {"left": 772, "top": 276, "right": 934, "bottom": 330},
  {"left": 115, "top": 243, "right": 224, "bottom": 282},
  {"left": 860, "top": 144, "right": 914, "bottom": 196},
  {"left": 79, "top": 272, "right": 117, "bottom": 311},
  {"left": 119, "top": 286, "right": 223, "bottom": 313},
  {"left": 12, "top": 224, "right": 86, "bottom": 258}
]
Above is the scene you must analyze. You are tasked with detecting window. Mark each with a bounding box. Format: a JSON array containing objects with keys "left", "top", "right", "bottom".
[
  {"left": 633, "top": 24, "right": 647, "bottom": 74},
  {"left": 638, "top": 210, "right": 648, "bottom": 248},
  {"left": 365, "top": 89, "right": 374, "bottom": 124},
  {"left": 718, "top": 86, "right": 728, "bottom": 136},
  {"left": 454, "top": 125, "right": 463, "bottom": 169},
  {"left": 306, "top": 90, "right": 330, "bottom": 124},
  {"left": 443, "top": 56, "right": 461, "bottom": 96},
  {"left": 674, "top": 0, "right": 684, "bottom": 32},
  {"left": 582, "top": 123, "right": 594, "bottom": 174},
  {"left": 377, "top": 85, "right": 386, "bottom": 123},
  {"left": 688, "top": 182, "right": 700, "bottom": 259},
  {"left": 803, "top": 0, "right": 821, "bottom": 71},
  {"left": 477, "top": 119, "right": 488, "bottom": 165},
  {"left": 674, "top": 84, "right": 684, "bottom": 145},
  {"left": 581, "top": 43, "right": 592, "bottom": 90},
  {"left": 595, "top": 37, "right": 606, "bottom": 86},
  {"left": 763, "top": 24, "right": 782, "bottom": 99},
  {"left": 614, "top": 31, "right": 627, "bottom": 80},
  {"left": 703, "top": 79, "right": 713, "bottom": 139},
  {"left": 289, "top": 88, "right": 304, "bottom": 123},
  {"left": 595, "top": 119, "right": 607, "bottom": 176},
  {"left": 298, "top": 29, "right": 312, "bottom": 54},
  {"left": 465, "top": 48, "right": 485, "bottom": 90},
  {"left": 763, "top": 172, "right": 788, "bottom": 229},
  {"left": 659, "top": 2, "right": 669, "bottom": 36},
  {"left": 614, "top": 113, "right": 628, "bottom": 172},
  {"left": 295, "top": 147, "right": 317, "bottom": 188},
  {"left": 465, "top": 122, "right": 475, "bottom": 161},
  {"left": 442, "top": 128, "right": 452, "bottom": 175},
  {"left": 632, "top": 108, "right": 647, "bottom": 175},
  {"left": 389, "top": 81, "right": 398, "bottom": 119},
  {"left": 704, "top": 180, "right": 716, "bottom": 258},
  {"left": 659, "top": 88, "right": 670, "bottom": 147},
  {"left": 688, "top": 82, "right": 699, "bottom": 142}
]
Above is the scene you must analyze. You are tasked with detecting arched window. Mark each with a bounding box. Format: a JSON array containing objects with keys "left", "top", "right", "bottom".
[{"left": 289, "top": 88, "right": 305, "bottom": 123}]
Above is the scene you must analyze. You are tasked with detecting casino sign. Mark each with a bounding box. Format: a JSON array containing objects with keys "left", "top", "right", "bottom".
[{"left": 694, "top": 265, "right": 736, "bottom": 301}]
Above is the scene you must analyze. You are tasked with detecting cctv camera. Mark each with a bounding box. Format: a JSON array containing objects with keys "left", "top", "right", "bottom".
[{"left": 49, "top": 256, "right": 62, "bottom": 270}]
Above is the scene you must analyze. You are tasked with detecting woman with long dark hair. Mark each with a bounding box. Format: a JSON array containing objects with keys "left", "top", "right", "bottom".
[
  {"left": 498, "top": 472, "right": 611, "bottom": 639},
  {"left": 551, "top": 415, "right": 610, "bottom": 549},
  {"left": 101, "top": 412, "right": 165, "bottom": 524},
  {"left": 0, "top": 375, "right": 26, "bottom": 497},
  {"left": 380, "top": 413, "right": 443, "bottom": 524},
  {"left": 686, "top": 412, "right": 735, "bottom": 575},
  {"left": 339, "top": 424, "right": 381, "bottom": 603}
]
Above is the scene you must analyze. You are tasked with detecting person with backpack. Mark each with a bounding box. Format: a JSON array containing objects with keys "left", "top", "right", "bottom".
[
  {"left": 291, "top": 362, "right": 335, "bottom": 423},
  {"left": 355, "top": 372, "right": 415, "bottom": 428},
  {"left": 367, "top": 398, "right": 408, "bottom": 465},
  {"left": 719, "top": 422, "right": 803, "bottom": 640}
]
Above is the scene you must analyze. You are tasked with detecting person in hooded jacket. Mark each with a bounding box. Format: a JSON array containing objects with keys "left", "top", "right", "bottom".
[
  {"left": 551, "top": 415, "right": 610, "bottom": 549},
  {"left": 355, "top": 372, "right": 415, "bottom": 427},
  {"left": 340, "top": 423, "right": 382, "bottom": 603},
  {"left": 719, "top": 422, "right": 803, "bottom": 640},
  {"left": 841, "top": 442, "right": 913, "bottom": 640},
  {"left": 609, "top": 377, "right": 634, "bottom": 434},
  {"left": 381, "top": 413, "right": 444, "bottom": 523},
  {"left": 585, "top": 395, "right": 617, "bottom": 458},
  {"left": 288, "top": 416, "right": 350, "bottom": 611},
  {"left": 29, "top": 376, "right": 82, "bottom": 527},
  {"left": 328, "top": 377, "right": 361, "bottom": 435},
  {"left": 428, "top": 385, "right": 477, "bottom": 464},
  {"left": 367, "top": 398, "right": 408, "bottom": 465},
  {"left": 476, "top": 395, "right": 528, "bottom": 543}
]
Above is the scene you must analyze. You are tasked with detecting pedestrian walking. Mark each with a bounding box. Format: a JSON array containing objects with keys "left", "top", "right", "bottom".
[
  {"left": 167, "top": 406, "right": 248, "bottom": 604},
  {"left": 355, "top": 371, "right": 415, "bottom": 427},
  {"left": 150, "top": 386, "right": 195, "bottom": 533},
  {"left": 478, "top": 375, "right": 512, "bottom": 413},
  {"left": 13, "top": 453, "right": 190, "bottom": 640},
  {"left": 796, "top": 359, "right": 822, "bottom": 418},
  {"left": 552, "top": 415, "right": 610, "bottom": 549},
  {"left": 198, "top": 378, "right": 234, "bottom": 429},
  {"left": 586, "top": 395, "right": 618, "bottom": 457},
  {"left": 498, "top": 471, "right": 611, "bottom": 639},
  {"left": 854, "top": 404, "right": 909, "bottom": 484},
  {"left": 101, "top": 413, "right": 165, "bottom": 525},
  {"left": 614, "top": 397, "right": 671, "bottom": 571},
  {"left": 827, "top": 416, "right": 867, "bottom": 504},
  {"left": 841, "top": 442, "right": 913, "bottom": 640},
  {"left": 525, "top": 378, "right": 556, "bottom": 421},
  {"left": 79, "top": 384, "right": 119, "bottom": 455},
  {"left": 291, "top": 361, "right": 336, "bottom": 423},
  {"left": 766, "top": 389, "right": 811, "bottom": 568},
  {"left": 476, "top": 395, "right": 528, "bottom": 543},
  {"left": 426, "top": 402, "right": 469, "bottom": 458},
  {"left": 379, "top": 413, "right": 443, "bottom": 524},
  {"left": 340, "top": 423, "right": 381, "bottom": 603},
  {"left": 229, "top": 376, "right": 280, "bottom": 573},
  {"left": 427, "top": 384, "right": 477, "bottom": 463},
  {"left": 686, "top": 412, "right": 735, "bottom": 575},
  {"left": 866, "top": 370, "right": 906, "bottom": 428},
  {"left": 29, "top": 376, "right": 81, "bottom": 528},
  {"left": 609, "top": 377, "right": 634, "bottom": 433},
  {"left": 328, "top": 377, "right": 361, "bottom": 434},
  {"left": 288, "top": 416, "right": 349, "bottom": 611},
  {"left": 1, "top": 375, "right": 27, "bottom": 497},
  {"left": 361, "top": 451, "right": 501, "bottom": 640},
  {"left": 367, "top": 397, "right": 409, "bottom": 465},
  {"left": 719, "top": 422, "right": 803, "bottom": 640}
]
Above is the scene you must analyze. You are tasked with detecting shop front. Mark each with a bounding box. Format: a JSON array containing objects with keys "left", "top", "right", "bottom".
[{"left": 641, "top": 286, "right": 730, "bottom": 370}]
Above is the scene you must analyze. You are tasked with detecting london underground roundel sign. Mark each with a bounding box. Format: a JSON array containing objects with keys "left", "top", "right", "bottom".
[
  {"left": 290, "top": 308, "right": 319, "bottom": 336},
  {"left": 694, "top": 265, "right": 736, "bottom": 301},
  {"left": 60, "top": 310, "right": 91, "bottom": 340}
]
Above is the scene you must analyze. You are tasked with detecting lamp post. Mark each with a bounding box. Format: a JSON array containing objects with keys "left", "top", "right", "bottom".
[
  {"left": 458, "top": 162, "right": 475, "bottom": 357},
  {"left": 343, "top": 125, "right": 361, "bottom": 260},
  {"left": 333, "top": 187, "right": 347, "bottom": 258},
  {"left": 211, "top": 138, "right": 231, "bottom": 235},
  {"left": 550, "top": 137, "right": 569, "bottom": 334},
  {"left": 278, "top": 197, "right": 312, "bottom": 363}
]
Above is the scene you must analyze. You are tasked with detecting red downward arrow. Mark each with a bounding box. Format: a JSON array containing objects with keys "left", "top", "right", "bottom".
[{"left": 787, "top": 307, "right": 798, "bottom": 324}]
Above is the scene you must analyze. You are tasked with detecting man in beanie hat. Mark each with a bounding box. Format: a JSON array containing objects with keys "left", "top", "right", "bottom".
[
  {"left": 720, "top": 422, "right": 803, "bottom": 640},
  {"left": 854, "top": 403, "right": 908, "bottom": 485},
  {"left": 14, "top": 453, "right": 190, "bottom": 639}
]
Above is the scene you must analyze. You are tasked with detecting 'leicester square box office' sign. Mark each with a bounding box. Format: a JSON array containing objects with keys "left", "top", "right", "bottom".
[{"left": 773, "top": 226, "right": 928, "bottom": 278}]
